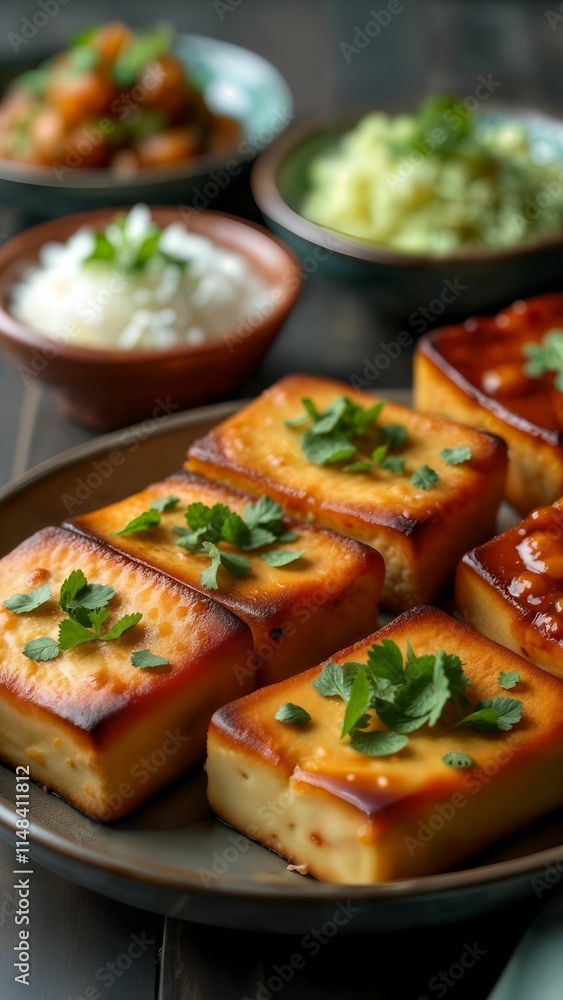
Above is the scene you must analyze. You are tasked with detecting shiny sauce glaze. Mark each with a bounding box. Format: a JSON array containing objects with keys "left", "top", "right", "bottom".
[
  {"left": 479, "top": 503, "right": 563, "bottom": 640},
  {"left": 430, "top": 294, "right": 563, "bottom": 431}
]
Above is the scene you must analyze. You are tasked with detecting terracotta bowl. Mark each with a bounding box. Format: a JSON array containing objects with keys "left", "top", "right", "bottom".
[{"left": 0, "top": 207, "right": 302, "bottom": 430}]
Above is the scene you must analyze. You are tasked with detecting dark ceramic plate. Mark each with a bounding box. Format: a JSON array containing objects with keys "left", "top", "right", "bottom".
[{"left": 0, "top": 396, "right": 561, "bottom": 933}]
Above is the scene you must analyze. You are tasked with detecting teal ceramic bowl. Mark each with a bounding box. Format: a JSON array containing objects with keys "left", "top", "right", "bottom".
[
  {"left": 252, "top": 110, "right": 563, "bottom": 319},
  {"left": 0, "top": 34, "right": 293, "bottom": 216}
]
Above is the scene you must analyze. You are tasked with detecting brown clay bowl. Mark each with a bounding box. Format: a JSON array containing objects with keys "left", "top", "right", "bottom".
[{"left": 0, "top": 207, "right": 302, "bottom": 430}]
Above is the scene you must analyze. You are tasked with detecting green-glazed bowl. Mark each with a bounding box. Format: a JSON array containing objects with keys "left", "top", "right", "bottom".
[
  {"left": 252, "top": 110, "right": 563, "bottom": 321},
  {"left": 0, "top": 34, "right": 293, "bottom": 216}
]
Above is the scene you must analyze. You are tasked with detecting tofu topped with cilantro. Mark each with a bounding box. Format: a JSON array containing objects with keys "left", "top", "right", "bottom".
[
  {"left": 65, "top": 470, "right": 385, "bottom": 687},
  {"left": 186, "top": 373, "right": 508, "bottom": 610},
  {"left": 206, "top": 607, "right": 563, "bottom": 884}
]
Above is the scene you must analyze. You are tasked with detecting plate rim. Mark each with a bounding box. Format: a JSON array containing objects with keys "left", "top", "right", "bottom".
[{"left": 0, "top": 396, "right": 561, "bottom": 906}]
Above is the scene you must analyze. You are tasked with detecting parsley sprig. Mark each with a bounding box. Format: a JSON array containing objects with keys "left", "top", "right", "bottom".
[
  {"left": 523, "top": 329, "right": 563, "bottom": 391},
  {"left": 276, "top": 639, "right": 523, "bottom": 761},
  {"left": 174, "top": 496, "right": 305, "bottom": 589},
  {"left": 286, "top": 395, "right": 409, "bottom": 473},
  {"left": 21, "top": 569, "right": 142, "bottom": 661}
]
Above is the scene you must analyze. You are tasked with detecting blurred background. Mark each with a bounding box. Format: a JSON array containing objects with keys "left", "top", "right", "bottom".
[{"left": 1, "top": 0, "right": 563, "bottom": 479}]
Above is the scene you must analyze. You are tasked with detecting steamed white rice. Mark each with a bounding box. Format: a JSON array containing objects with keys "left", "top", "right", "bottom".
[{"left": 11, "top": 205, "right": 271, "bottom": 351}]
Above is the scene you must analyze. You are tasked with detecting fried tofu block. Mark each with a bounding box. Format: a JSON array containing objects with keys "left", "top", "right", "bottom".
[
  {"left": 186, "top": 374, "right": 507, "bottom": 611},
  {"left": 65, "top": 472, "right": 383, "bottom": 687},
  {"left": 457, "top": 499, "right": 563, "bottom": 679},
  {"left": 207, "top": 607, "right": 563, "bottom": 884},
  {"left": 0, "top": 527, "right": 253, "bottom": 821},
  {"left": 414, "top": 294, "right": 563, "bottom": 515}
]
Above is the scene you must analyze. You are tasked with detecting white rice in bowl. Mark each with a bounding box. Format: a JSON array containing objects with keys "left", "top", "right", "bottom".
[{"left": 10, "top": 205, "right": 273, "bottom": 351}]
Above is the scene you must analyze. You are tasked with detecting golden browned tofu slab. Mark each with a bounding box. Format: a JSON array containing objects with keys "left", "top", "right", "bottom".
[
  {"left": 0, "top": 527, "right": 253, "bottom": 821},
  {"left": 414, "top": 294, "right": 563, "bottom": 515},
  {"left": 65, "top": 472, "right": 383, "bottom": 687},
  {"left": 186, "top": 374, "right": 507, "bottom": 610},
  {"left": 457, "top": 499, "right": 563, "bottom": 679},
  {"left": 207, "top": 607, "right": 563, "bottom": 884}
]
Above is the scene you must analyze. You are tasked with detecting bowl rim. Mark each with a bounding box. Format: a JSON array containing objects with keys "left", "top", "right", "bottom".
[
  {"left": 251, "top": 112, "right": 563, "bottom": 268},
  {"left": 0, "top": 205, "right": 303, "bottom": 363},
  {"left": 0, "top": 32, "right": 294, "bottom": 191}
]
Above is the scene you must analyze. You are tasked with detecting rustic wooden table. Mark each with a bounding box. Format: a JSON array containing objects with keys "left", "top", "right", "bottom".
[{"left": 1, "top": 1, "right": 562, "bottom": 996}]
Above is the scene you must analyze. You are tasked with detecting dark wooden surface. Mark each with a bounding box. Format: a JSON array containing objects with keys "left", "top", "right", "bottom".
[{"left": 1, "top": 1, "right": 563, "bottom": 997}]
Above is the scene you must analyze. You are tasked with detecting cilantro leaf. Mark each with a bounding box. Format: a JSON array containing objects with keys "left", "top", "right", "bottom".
[
  {"left": 114, "top": 509, "right": 161, "bottom": 535},
  {"left": 523, "top": 330, "right": 563, "bottom": 391},
  {"left": 275, "top": 703, "right": 311, "bottom": 727},
  {"left": 22, "top": 636, "right": 60, "bottom": 661},
  {"left": 131, "top": 650, "right": 170, "bottom": 668},
  {"left": 220, "top": 511, "right": 250, "bottom": 548},
  {"left": 186, "top": 501, "right": 227, "bottom": 533},
  {"left": 313, "top": 661, "right": 362, "bottom": 701},
  {"left": 58, "top": 617, "right": 97, "bottom": 650},
  {"left": 366, "top": 640, "right": 404, "bottom": 685},
  {"left": 380, "top": 455, "right": 406, "bottom": 474},
  {"left": 218, "top": 550, "right": 252, "bottom": 578},
  {"left": 443, "top": 751, "right": 474, "bottom": 769},
  {"left": 498, "top": 671, "right": 521, "bottom": 690},
  {"left": 67, "top": 584, "right": 115, "bottom": 611},
  {"left": 149, "top": 495, "right": 180, "bottom": 513},
  {"left": 88, "top": 607, "right": 110, "bottom": 637},
  {"left": 243, "top": 496, "right": 284, "bottom": 532},
  {"left": 244, "top": 527, "right": 279, "bottom": 550},
  {"left": 457, "top": 697, "right": 523, "bottom": 732},
  {"left": 341, "top": 669, "right": 371, "bottom": 738},
  {"left": 301, "top": 432, "right": 357, "bottom": 466},
  {"left": 348, "top": 730, "right": 409, "bottom": 756},
  {"left": 310, "top": 396, "right": 349, "bottom": 435},
  {"left": 59, "top": 570, "right": 88, "bottom": 613},
  {"left": 441, "top": 447, "right": 472, "bottom": 466},
  {"left": 200, "top": 542, "right": 222, "bottom": 590},
  {"left": 379, "top": 424, "right": 408, "bottom": 449},
  {"left": 278, "top": 531, "right": 300, "bottom": 543},
  {"left": 411, "top": 465, "right": 439, "bottom": 490},
  {"left": 4, "top": 585, "right": 51, "bottom": 614},
  {"left": 101, "top": 612, "right": 143, "bottom": 641},
  {"left": 260, "top": 549, "right": 307, "bottom": 568},
  {"left": 342, "top": 461, "right": 373, "bottom": 473}
]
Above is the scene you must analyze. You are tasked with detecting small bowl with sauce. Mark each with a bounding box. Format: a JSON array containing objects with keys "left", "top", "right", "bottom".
[{"left": 0, "top": 205, "right": 302, "bottom": 429}]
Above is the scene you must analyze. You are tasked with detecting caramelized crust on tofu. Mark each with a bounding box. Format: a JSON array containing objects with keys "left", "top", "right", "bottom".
[
  {"left": 0, "top": 527, "right": 253, "bottom": 821},
  {"left": 186, "top": 374, "right": 507, "bottom": 611},
  {"left": 414, "top": 293, "right": 563, "bottom": 514},
  {"left": 65, "top": 472, "right": 384, "bottom": 686},
  {"left": 457, "top": 499, "right": 563, "bottom": 679},
  {"left": 207, "top": 607, "right": 563, "bottom": 884}
]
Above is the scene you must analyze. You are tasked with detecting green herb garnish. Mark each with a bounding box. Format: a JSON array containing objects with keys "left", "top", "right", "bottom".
[
  {"left": 4, "top": 585, "right": 51, "bottom": 614},
  {"left": 411, "top": 465, "right": 439, "bottom": 490},
  {"left": 175, "top": 497, "right": 306, "bottom": 589},
  {"left": 131, "top": 650, "right": 170, "bottom": 669},
  {"left": 275, "top": 703, "right": 312, "bottom": 728},
  {"left": 440, "top": 447, "right": 472, "bottom": 466},
  {"left": 305, "top": 639, "right": 522, "bottom": 758},
  {"left": 498, "top": 671, "right": 521, "bottom": 690},
  {"left": 21, "top": 570, "right": 142, "bottom": 661},
  {"left": 523, "top": 330, "right": 563, "bottom": 391},
  {"left": 150, "top": 495, "right": 180, "bottom": 513},
  {"left": 114, "top": 509, "right": 161, "bottom": 535},
  {"left": 442, "top": 751, "right": 474, "bottom": 769}
]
